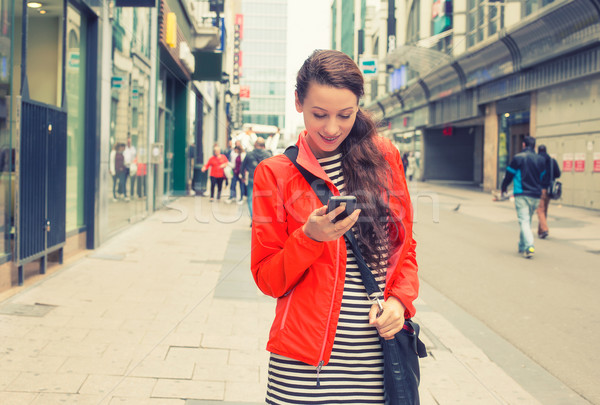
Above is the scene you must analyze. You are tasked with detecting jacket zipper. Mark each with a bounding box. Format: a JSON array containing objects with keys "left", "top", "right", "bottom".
[
  {"left": 280, "top": 289, "right": 294, "bottom": 330},
  {"left": 315, "top": 237, "right": 341, "bottom": 386}
]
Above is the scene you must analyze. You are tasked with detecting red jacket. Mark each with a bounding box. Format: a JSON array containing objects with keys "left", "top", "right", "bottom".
[
  {"left": 251, "top": 132, "right": 419, "bottom": 368},
  {"left": 203, "top": 154, "right": 228, "bottom": 178}
]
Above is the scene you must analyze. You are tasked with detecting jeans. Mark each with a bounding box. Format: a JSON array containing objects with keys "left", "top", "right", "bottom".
[
  {"left": 247, "top": 179, "right": 254, "bottom": 219},
  {"left": 229, "top": 174, "right": 246, "bottom": 200},
  {"left": 514, "top": 196, "right": 540, "bottom": 252}
]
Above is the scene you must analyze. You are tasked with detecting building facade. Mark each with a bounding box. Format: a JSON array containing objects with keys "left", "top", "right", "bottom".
[
  {"left": 0, "top": 0, "right": 233, "bottom": 293},
  {"left": 239, "top": 0, "right": 287, "bottom": 129},
  {"left": 361, "top": 0, "right": 600, "bottom": 210}
]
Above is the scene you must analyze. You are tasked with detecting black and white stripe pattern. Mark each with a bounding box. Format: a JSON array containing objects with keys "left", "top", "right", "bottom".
[{"left": 266, "top": 153, "right": 386, "bottom": 404}]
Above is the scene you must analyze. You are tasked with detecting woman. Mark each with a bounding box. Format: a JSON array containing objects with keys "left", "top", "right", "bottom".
[
  {"left": 201, "top": 144, "right": 229, "bottom": 201},
  {"left": 251, "top": 50, "right": 419, "bottom": 404}
]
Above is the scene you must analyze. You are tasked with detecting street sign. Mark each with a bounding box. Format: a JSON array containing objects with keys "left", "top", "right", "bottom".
[{"left": 359, "top": 58, "right": 377, "bottom": 76}]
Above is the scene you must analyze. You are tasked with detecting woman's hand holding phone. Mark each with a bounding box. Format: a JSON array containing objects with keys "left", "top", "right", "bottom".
[{"left": 302, "top": 200, "right": 360, "bottom": 242}]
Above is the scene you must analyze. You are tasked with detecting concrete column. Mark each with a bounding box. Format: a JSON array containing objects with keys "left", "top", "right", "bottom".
[
  {"left": 483, "top": 102, "right": 498, "bottom": 192},
  {"left": 529, "top": 91, "right": 537, "bottom": 139}
]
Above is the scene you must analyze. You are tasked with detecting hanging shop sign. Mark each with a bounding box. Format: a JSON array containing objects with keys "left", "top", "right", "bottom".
[
  {"left": 432, "top": 0, "right": 452, "bottom": 35},
  {"left": 179, "top": 41, "right": 195, "bottom": 74},
  {"left": 165, "top": 12, "right": 177, "bottom": 48},
  {"left": 240, "top": 86, "right": 250, "bottom": 99},
  {"left": 359, "top": 58, "right": 377, "bottom": 77}
]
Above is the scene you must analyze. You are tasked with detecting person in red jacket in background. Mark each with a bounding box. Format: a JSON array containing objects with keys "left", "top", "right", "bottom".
[
  {"left": 201, "top": 144, "right": 229, "bottom": 202},
  {"left": 251, "top": 50, "right": 419, "bottom": 404}
]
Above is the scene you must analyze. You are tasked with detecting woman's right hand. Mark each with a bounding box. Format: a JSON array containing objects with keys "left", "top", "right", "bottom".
[{"left": 302, "top": 205, "right": 361, "bottom": 242}]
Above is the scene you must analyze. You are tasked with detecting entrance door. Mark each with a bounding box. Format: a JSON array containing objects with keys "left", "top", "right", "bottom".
[{"left": 509, "top": 124, "right": 529, "bottom": 159}]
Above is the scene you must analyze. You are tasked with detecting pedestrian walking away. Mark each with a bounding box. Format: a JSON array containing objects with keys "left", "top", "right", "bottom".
[
  {"left": 250, "top": 49, "right": 419, "bottom": 404},
  {"left": 201, "top": 144, "right": 229, "bottom": 202},
  {"left": 241, "top": 137, "right": 271, "bottom": 220},
  {"left": 501, "top": 135, "right": 546, "bottom": 258},
  {"left": 536, "top": 144, "right": 561, "bottom": 239},
  {"left": 226, "top": 144, "right": 246, "bottom": 204}
]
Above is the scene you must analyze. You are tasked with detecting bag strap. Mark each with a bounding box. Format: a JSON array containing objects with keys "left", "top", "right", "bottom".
[
  {"left": 283, "top": 145, "right": 383, "bottom": 298},
  {"left": 283, "top": 146, "right": 331, "bottom": 206}
]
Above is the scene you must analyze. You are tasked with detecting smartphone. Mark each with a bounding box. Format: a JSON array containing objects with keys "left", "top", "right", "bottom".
[{"left": 327, "top": 196, "right": 357, "bottom": 223}]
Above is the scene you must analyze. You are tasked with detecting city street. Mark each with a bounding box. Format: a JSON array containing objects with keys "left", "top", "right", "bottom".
[
  {"left": 0, "top": 183, "right": 597, "bottom": 404},
  {"left": 412, "top": 182, "right": 600, "bottom": 404}
]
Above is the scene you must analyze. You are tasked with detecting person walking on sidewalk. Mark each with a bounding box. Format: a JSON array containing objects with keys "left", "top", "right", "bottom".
[
  {"left": 501, "top": 136, "right": 546, "bottom": 258},
  {"left": 250, "top": 49, "right": 419, "bottom": 404},
  {"left": 241, "top": 137, "right": 271, "bottom": 219},
  {"left": 536, "top": 144, "right": 561, "bottom": 239},
  {"left": 201, "top": 144, "right": 229, "bottom": 202},
  {"left": 226, "top": 144, "right": 246, "bottom": 204}
]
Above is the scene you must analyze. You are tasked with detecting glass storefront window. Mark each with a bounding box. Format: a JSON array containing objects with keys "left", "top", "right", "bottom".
[
  {"left": 107, "top": 8, "right": 151, "bottom": 234},
  {"left": 66, "top": 5, "right": 87, "bottom": 232}
]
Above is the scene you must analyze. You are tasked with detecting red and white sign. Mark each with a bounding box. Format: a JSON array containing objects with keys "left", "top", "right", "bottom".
[
  {"left": 574, "top": 153, "right": 586, "bottom": 172},
  {"left": 239, "top": 85, "right": 250, "bottom": 99},
  {"left": 235, "top": 14, "right": 244, "bottom": 39},
  {"left": 562, "top": 153, "right": 573, "bottom": 172},
  {"left": 593, "top": 152, "right": 600, "bottom": 173}
]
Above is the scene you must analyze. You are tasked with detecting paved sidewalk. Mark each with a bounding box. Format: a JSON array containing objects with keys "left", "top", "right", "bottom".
[{"left": 0, "top": 190, "right": 592, "bottom": 404}]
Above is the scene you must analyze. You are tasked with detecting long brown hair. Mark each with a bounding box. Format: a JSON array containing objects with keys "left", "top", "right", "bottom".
[{"left": 296, "top": 49, "right": 393, "bottom": 271}]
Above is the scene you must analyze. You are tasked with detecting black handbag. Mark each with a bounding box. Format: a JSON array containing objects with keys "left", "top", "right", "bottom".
[{"left": 284, "top": 146, "right": 427, "bottom": 405}]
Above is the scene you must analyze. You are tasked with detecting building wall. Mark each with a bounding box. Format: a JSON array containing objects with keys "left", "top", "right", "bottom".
[{"left": 535, "top": 75, "right": 600, "bottom": 209}]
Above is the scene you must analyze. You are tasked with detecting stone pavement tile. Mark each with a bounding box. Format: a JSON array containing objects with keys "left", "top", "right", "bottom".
[
  {"left": 78, "top": 375, "right": 157, "bottom": 398},
  {"left": 167, "top": 347, "right": 229, "bottom": 366},
  {"left": 26, "top": 325, "right": 90, "bottom": 342},
  {"left": 0, "top": 391, "right": 38, "bottom": 404},
  {"left": 103, "top": 343, "right": 169, "bottom": 365},
  {"left": 41, "top": 341, "right": 108, "bottom": 357},
  {"left": 224, "top": 381, "right": 266, "bottom": 403},
  {"left": 419, "top": 390, "right": 438, "bottom": 405},
  {"left": 421, "top": 350, "right": 516, "bottom": 404},
  {"left": 201, "top": 335, "right": 259, "bottom": 352},
  {"left": 67, "top": 316, "right": 124, "bottom": 331},
  {"left": 128, "top": 357, "right": 195, "bottom": 379},
  {"left": 193, "top": 363, "right": 259, "bottom": 383},
  {"left": 83, "top": 328, "right": 147, "bottom": 346},
  {"left": 9, "top": 371, "right": 88, "bottom": 394},
  {"left": 2, "top": 354, "right": 67, "bottom": 373},
  {"left": 162, "top": 331, "right": 203, "bottom": 348},
  {"left": 108, "top": 398, "right": 185, "bottom": 405},
  {"left": 0, "top": 369, "right": 20, "bottom": 390},
  {"left": 31, "top": 393, "right": 102, "bottom": 404},
  {"left": 459, "top": 356, "right": 541, "bottom": 404},
  {"left": 0, "top": 317, "right": 34, "bottom": 338},
  {"left": 0, "top": 337, "right": 49, "bottom": 357},
  {"left": 151, "top": 379, "right": 225, "bottom": 401},
  {"left": 101, "top": 303, "right": 160, "bottom": 321},
  {"left": 58, "top": 356, "right": 131, "bottom": 375},
  {"left": 109, "top": 377, "right": 158, "bottom": 398},
  {"left": 78, "top": 374, "right": 125, "bottom": 396},
  {"left": 228, "top": 349, "right": 270, "bottom": 367}
]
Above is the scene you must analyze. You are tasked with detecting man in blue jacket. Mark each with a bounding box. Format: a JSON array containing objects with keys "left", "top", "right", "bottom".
[{"left": 501, "top": 136, "right": 546, "bottom": 258}]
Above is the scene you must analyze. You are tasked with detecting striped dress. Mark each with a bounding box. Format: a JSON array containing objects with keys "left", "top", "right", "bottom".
[{"left": 266, "top": 153, "right": 386, "bottom": 404}]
